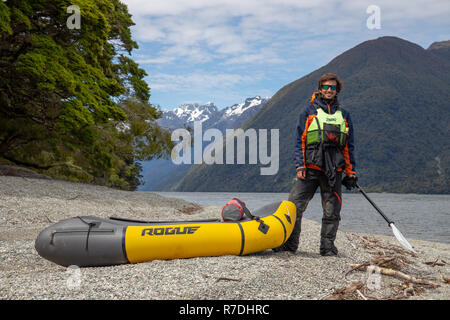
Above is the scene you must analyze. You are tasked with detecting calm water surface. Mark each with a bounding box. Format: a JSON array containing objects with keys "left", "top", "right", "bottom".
[{"left": 151, "top": 191, "right": 450, "bottom": 244}]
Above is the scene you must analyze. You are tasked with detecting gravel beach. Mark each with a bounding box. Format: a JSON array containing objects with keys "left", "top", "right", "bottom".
[{"left": 0, "top": 175, "right": 448, "bottom": 300}]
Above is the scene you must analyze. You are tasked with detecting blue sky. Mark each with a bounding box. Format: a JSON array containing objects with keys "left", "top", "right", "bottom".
[{"left": 123, "top": 0, "right": 450, "bottom": 110}]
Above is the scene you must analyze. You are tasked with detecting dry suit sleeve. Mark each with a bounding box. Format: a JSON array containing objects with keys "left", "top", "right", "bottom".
[{"left": 293, "top": 107, "right": 308, "bottom": 170}]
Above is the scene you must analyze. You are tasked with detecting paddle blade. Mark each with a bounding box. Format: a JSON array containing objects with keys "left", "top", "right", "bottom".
[{"left": 390, "top": 223, "right": 416, "bottom": 253}]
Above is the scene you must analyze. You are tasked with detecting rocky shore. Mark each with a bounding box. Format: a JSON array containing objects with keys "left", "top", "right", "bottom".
[{"left": 0, "top": 175, "right": 448, "bottom": 300}]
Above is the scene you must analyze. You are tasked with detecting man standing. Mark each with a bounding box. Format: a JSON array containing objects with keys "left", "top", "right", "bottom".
[{"left": 275, "top": 73, "right": 357, "bottom": 256}]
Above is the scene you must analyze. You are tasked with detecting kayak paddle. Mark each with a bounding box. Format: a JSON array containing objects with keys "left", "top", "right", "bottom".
[{"left": 356, "top": 183, "right": 416, "bottom": 254}]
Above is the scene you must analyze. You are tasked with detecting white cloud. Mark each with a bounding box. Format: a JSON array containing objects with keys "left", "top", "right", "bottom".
[
  {"left": 123, "top": 0, "right": 450, "bottom": 108},
  {"left": 124, "top": 0, "right": 450, "bottom": 45},
  {"left": 135, "top": 56, "right": 175, "bottom": 64},
  {"left": 124, "top": 0, "right": 332, "bottom": 66},
  {"left": 147, "top": 71, "right": 267, "bottom": 108},
  {"left": 223, "top": 50, "right": 284, "bottom": 65},
  {"left": 150, "top": 72, "right": 262, "bottom": 92}
]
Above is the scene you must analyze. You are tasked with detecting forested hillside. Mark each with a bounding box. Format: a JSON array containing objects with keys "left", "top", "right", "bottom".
[{"left": 0, "top": 0, "right": 173, "bottom": 190}]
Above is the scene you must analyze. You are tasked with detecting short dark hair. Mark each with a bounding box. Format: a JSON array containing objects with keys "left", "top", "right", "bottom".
[{"left": 318, "top": 73, "right": 343, "bottom": 93}]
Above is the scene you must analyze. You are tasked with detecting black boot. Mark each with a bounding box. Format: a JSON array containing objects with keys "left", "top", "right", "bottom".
[
  {"left": 319, "top": 218, "right": 339, "bottom": 256},
  {"left": 318, "top": 173, "right": 342, "bottom": 257}
]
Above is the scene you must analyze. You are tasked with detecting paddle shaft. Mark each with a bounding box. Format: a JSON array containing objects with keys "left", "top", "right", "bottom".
[{"left": 356, "top": 183, "right": 393, "bottom": 225}]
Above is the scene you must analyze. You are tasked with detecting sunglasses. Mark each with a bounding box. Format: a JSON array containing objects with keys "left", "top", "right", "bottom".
[{"left": 321, "top": 84, "right": 337, "bottom": 91}]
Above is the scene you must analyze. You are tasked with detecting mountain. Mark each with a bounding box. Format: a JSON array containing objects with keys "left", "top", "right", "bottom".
[
  {"left": 158, "top": 102, "right": 219, "bottom": 129},
  {"left": 211, "top": 97, "right": 269, "bottom": 132},
  {"left": 427, "top": 40, "right": 450, "bottom": 61},
  {"left": 174, "top": 36, "right": 450, "bottom": 194},
  {"left": 139, "top": 96, "right": 269, "bottom": 191},
  {"left": 157, "top": 96, "right": 269, "bottom": 131}
]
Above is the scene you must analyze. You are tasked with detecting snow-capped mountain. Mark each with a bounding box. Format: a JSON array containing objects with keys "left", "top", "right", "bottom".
[
  {"left": 157, "top": 102, "right": 219, "bottom": 129},
  {"left": 224, "top": 96, "right": 266, "bottom": 117},
  {"left": 157, "top": 96, "right": 269, "bottom": 132},
  {"left": 172, "top": 101, "right": 218, "bottom": 123},
  {"left": 213, "top": 96, "right": 268, "bottom": 132}
]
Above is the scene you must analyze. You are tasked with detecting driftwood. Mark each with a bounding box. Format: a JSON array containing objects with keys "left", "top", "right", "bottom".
[
  {"left": 356, "top": 289, "right": 368, "bottom": 300},
  {"left": 344, "top": 262, "right": 370, "bottom": 280},
  {"left": 335, "top": 261, "right": 440, "bottom": 300},
  {"left": 349, "top": 233, "right": 417, "bottom": 257},
  {"left": 424, "top": 259, "right": 446, "bottom": 267},
  {"left": 201, "top": 274, "right": 242, "bottom": 282},
  {"left": 336, "top": 233, "right": 446, "bottom": 300},
  {"left": 345, "top": 254, "right": 411, "bottom": 280},
  {"left": 349, "top": 264, "right": 440, "bottom": 288},
  {"left": 324, "top": 281, "right": 366, "bottom": 300},
  {"left": 403, "top": 282, "right": 414, "bottom": 297},
  {"left": 215, "top": 277, "right": 242, "bottom": 282}
]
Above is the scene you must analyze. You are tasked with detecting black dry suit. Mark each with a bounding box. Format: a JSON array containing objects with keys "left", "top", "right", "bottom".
[{"left": 276, "top": 93, "right": 356, "bottom": 255}]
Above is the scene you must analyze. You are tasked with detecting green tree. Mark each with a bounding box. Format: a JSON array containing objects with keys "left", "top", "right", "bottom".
[{"left": 0, "top": 0, "right": 172, "bottom": 190}]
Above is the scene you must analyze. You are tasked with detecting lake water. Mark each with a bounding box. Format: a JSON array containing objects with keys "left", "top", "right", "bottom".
[{"left": 151, "top": 191, "right": 450, "bottom": 244}]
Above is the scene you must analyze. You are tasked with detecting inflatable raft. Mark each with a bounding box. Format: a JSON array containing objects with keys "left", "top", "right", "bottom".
[{"left": 35, "top": 201, "right": 296, "bottom": 267}]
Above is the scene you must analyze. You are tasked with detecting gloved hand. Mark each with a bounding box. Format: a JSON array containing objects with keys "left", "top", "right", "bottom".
[
  {"left": 296, "top": 168, "right": 306, "bottom": 180},
  {"left": 342, "top": 175, "right": 358, "bottom": 190}
]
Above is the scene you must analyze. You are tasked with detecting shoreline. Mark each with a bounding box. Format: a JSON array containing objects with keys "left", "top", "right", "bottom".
[
  {"left": 152, "top": 190, "right": 449, "bottom": 245},
  {"left": 0, "top": 175, "right": 448, "bottom": 300}
]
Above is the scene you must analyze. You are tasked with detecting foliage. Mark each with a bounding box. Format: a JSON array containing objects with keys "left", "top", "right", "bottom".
[{"left": 0, "top": 0, "right": 172, "bottom": 190}]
